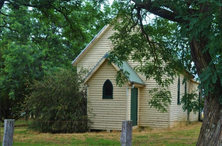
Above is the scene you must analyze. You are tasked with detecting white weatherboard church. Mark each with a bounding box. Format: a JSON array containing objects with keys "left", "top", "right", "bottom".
[{"left": 72, "top": 24, "right": 199, "bottom": 131}]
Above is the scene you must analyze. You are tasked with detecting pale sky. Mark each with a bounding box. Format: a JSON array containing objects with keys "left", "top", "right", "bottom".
[{"left": 109, "top": 0, "right": 114, "bottom": 5}]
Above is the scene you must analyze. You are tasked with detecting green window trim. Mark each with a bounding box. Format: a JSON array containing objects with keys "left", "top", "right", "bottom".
[
  {"left": 102, "top": 79, "right": 113, "bottom": 99},
  {"left": 177, "top": 77, "right": 181, "bottom": 105}
]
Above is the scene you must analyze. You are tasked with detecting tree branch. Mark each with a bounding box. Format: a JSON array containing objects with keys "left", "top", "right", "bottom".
[
  {"left": 0, "top": 19, "right": 18, "bottom": 32},
  {"left": 0, "top": 11, "right": 16, "bottom": 17},
  {"left": 132, "top": 0, "right": 195, "bottom": 23},
  {"left": 0, "top": 11, "right": 9, "bottom": 16},
  {"left": 0, "top": 0, "right": 5, "bottom": 10},
  {"left": 16, "top": 0, "right": 53, "bottom": 9}
]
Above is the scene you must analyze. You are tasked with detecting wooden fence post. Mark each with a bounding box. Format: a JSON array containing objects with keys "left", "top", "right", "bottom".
[
  {"left": 120, "top": 120, "right": 132, "bottom": 146},
  {"left": 2, "top": 119, "right": 15, "bottom": 146}
]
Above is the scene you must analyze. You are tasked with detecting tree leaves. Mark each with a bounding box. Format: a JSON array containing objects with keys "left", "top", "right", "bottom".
[
  {"left": 25, "top": 68, "right": 89, "bottom": 133},
  {"left": 109, "top": 0, "right": 222, "bottom": 109},
  {"left": 0, "top": 0, "right": 112, "bottom": 121},
  {"left": 181, "top": 92, "right": 203, "bottom": 121},
  {"left": 148, "top": 88, "right": 172, "bottom": 113}
]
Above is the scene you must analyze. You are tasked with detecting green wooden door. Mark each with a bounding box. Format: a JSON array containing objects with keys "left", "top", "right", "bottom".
[{"left": 131, "top": 88, "right": 138, "bottom": 126}]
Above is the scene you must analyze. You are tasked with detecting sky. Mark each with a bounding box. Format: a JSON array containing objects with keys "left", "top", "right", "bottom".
[{"left": 109, "top": 0, "right": 114, "bottom": 5}]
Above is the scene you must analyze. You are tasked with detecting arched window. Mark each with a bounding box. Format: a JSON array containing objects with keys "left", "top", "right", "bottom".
[{"left": 103, "top": 79, "right": 113, "bottom": 99}]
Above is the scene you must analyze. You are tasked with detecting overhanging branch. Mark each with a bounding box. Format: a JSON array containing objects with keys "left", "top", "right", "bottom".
[{"left": 132, "top": 0, "right": 191, "bottom": 23}]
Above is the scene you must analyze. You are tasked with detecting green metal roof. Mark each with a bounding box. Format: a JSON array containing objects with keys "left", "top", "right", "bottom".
[{"left": 121, "top": 61, "right": 145, "bottom": 85}]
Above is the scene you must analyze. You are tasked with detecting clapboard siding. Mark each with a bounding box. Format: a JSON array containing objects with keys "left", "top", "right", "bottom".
[
  {"left": 74, "top": 24, "right": 199, "bottom": 130},
  {"left": 87, "top": 60, "right": 128, "bottom": 130},
  {"left": 77, "top": 26, "right": 114, "bottom": 73},
  {"left": 138, "top": 79, "right": 170, "bottom": 128},
  {"left": 129, "top": 58, "right": 198, "bottom": 128},
  {"left": 169, "top": 75, "right": 186, "bottom": 127},
  {"left": 169, "top": 75, "right": 198, "bottom": 127},
  {"left": 127, "top": 60, "right": 171, "bottom": 128},
  {"left": 188, "top": 80, "right": 199, "bottom": 122}
]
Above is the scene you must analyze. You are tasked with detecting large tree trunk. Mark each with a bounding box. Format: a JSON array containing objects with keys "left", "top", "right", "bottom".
[
  {"left": 188, "top": 2, "right": 222, "bottom": 145},
  {"left": 190, "top": 38, "right": 222, "bottom": 146},
  {"left": 197, "top": 94, "right": 222, "bottom": 146}
]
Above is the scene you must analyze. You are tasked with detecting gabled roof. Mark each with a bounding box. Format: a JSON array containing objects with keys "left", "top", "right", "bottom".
[
  {"left": 121, "top": 61, "right": 145, "bottom": 85},
  {"left": 72, "top": 25, "right": 110, "bottom": 66},
  {"left": 84, "top": 53, "right": 145, "bottom": 86}
]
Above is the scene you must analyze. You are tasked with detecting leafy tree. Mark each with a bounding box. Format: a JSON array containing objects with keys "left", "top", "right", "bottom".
[
  {"left": 181, "top": 92, "right": 202, "bottom": 123},
  {"left": 109, "top": 0, "right": 222, "bottom": 145},
  {"left": 0, "top": 44, "right": 44, "bottom": 121},
  {"left": 25, "top": 68, "right": 88, "bottom": 133},
  {"left": 0, "top": 0, "right": 111, "bottom": 121}
]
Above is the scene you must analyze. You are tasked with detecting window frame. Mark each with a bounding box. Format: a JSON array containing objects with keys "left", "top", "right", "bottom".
[
  {"left": 102, "top": 79, "right": 113, "bottom": 99},
  {"left": 177, "top": 76, "right": 181, "bottom": 105}
]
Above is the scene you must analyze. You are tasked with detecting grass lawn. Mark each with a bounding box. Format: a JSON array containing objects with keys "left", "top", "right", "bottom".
[{"left": 0, "top": 121, "right": 202, "bottom": 146}]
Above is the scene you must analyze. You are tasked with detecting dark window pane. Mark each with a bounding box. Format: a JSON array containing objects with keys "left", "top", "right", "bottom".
[
  {"left": 103, "top": 79, "right": 113, "bottom": 99},
  {"left": 105, "top": 83, "right": 112, "bottom": 96}
]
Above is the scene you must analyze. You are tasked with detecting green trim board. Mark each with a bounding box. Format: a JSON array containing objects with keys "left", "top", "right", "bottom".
[{"left": 177, "top": 77, "right": 181, "bottom": 105}]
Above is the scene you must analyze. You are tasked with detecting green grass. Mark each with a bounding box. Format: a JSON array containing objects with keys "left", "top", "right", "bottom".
[
  {"left": 0, "top": 121, "right": 202, "bottom": 146},
  {"left": 1, "top": 119, "right": 31, "bottom": 127}
]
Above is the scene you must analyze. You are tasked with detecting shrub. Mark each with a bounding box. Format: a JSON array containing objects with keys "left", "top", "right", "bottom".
[{"left": 25, "top": 68, "right": 89, "bottom": 133}]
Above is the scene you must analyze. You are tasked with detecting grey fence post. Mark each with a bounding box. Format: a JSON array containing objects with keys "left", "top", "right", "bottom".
[
  {"left": 120, "top": 120, "right": 132, "bottom": 146},
  {"left": 2, "top": 119, "right": 15, "bottom": 146}
]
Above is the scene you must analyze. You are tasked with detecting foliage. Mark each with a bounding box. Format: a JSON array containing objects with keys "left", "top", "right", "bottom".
[
  {"left": 148, "top": 88, "right": 172, "bottom": 113},
  {"left": 181, "top": 92, "right": 203, "bottom": 122},
  {"left": 109, "top": 5, "right": 183, "bottom": 88},
  {"left": 109, "top": 2, "right": 185, "bottom": 112},
  {"left": 109, "top": 0, "right": 222, "bottom": 108},
  {"left": 0, "top": 0, "right": 112, "bottom": 121},
  {"left": 115, "top": 69, "right": 130, "bottom": 86},
  {"left": 109, "top": 0, "right": 222, "bottom": 144},
  {"left": 0, "top": 44, "right": 42, "bottom": 121},
  {"left": 25, "top": 68, "right": 89, "bottom": 133}
]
